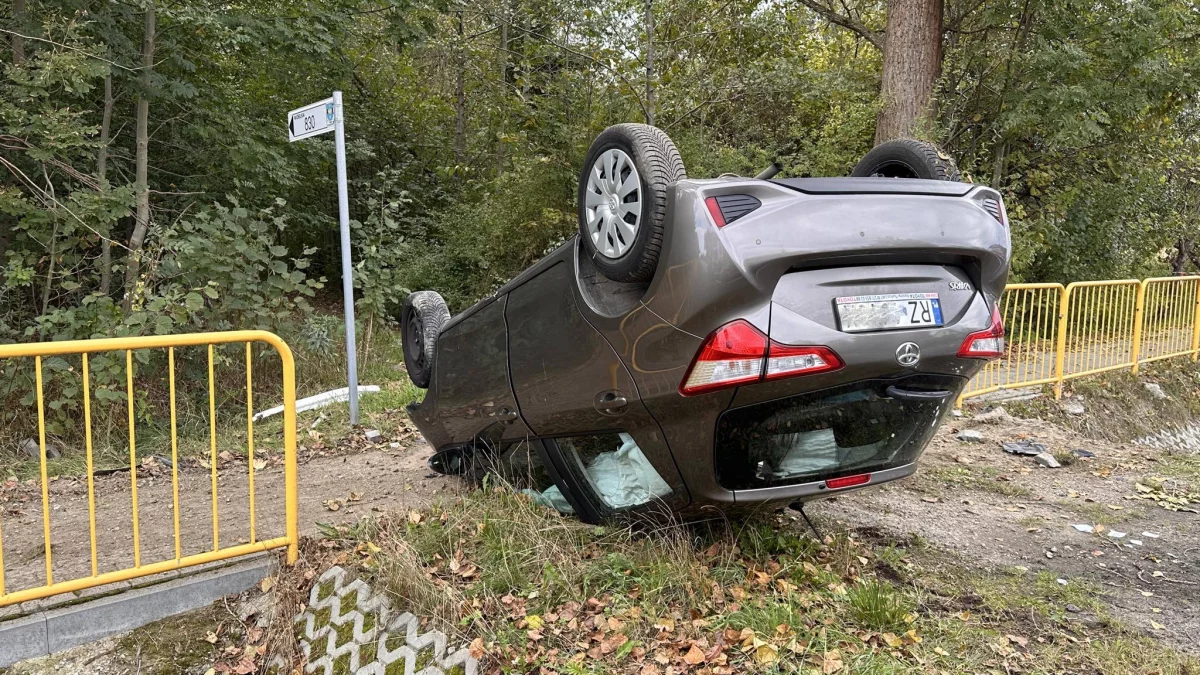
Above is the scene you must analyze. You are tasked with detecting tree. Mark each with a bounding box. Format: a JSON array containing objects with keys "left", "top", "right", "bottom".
[
  {"left": 875, "top": 0, "right": 941, "bottom": 141},
  {"left": 123, "top": 0, "right": 155, "bottom": 314}
]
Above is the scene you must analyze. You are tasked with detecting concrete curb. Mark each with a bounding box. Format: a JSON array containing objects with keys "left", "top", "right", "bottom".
[{"left": 0, "top": 554, "right": 275, "bottom": 667}]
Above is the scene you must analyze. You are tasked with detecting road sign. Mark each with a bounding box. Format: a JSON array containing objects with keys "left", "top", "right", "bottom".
[
  {"left": 285, "top": 93, "right": 361, "bottom": 424},
  {"left": 287, "top": 97, "right": 336, "bottom": 142}
]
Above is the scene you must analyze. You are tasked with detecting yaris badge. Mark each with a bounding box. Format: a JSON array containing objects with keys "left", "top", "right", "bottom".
[{"left": 896, "top": 342, "right": 920, "bottom": 367}]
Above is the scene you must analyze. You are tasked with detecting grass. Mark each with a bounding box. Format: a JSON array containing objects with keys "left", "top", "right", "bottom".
[
  {"left": 1003, "top": 361, "right": 1200, "bottom": 444},
  {"left": 920, "top": 464, "right": 1033, "bottom": 499},
  {"left": 317, "top": 485, "right": 1200, "bottom": 675}
]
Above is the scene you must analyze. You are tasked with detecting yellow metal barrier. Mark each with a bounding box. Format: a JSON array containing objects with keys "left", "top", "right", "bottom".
[
  {"left": 1132, "top": 276, "right": 1200, "bottom": 371},
  {"left": 957, "top": 283, "right": 1065, "bottom": 405},
  {"left": 0, "top": 331, "right": 298, "bottom": 609},
  {"left": 961, "top": 276, "right": 1200, "bottom": 405},
  {"left": 1058, "top": 280, "right": 1142, "bottom": 387}
]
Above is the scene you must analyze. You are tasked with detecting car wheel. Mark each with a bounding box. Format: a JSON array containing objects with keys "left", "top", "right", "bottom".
[
  {"left": 578, "top": 124, "right": 686, "bottom": 283},
  {"left": 401, "top": 290, "right": 450, "bottom": 389},
  {"left": 851, "top": 139, "right": 962, "bottom": 181}
]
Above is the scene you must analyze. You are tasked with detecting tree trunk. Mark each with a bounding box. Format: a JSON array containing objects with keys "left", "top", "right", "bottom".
[
  {"left": 644, "top": 0, "right": 656, "bottom": 126},
  {"left": 496, "top": 12, "right": 508, "bottom": 176},
  {"left": 875, "top": 0, "right": 942, "bottom": 143},
  {"left": 99, "top": 71, "right": 114, "bottom": 295},
  {"left": 11, "top": 0, "right": 24, "bottom": 65},
  {"left": 453, "top": 11, "right": 466, "bottom": 166},
  {"left": 1171, "top": 239, "right": 1192, "bottom": 275},
  {"left": 123, "top": 2, "right": 155, "bottom": 314}
]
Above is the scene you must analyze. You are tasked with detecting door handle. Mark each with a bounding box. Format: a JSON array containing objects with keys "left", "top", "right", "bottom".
[{"left": 594, "top": 391, "right": 629, "bottom": 415}]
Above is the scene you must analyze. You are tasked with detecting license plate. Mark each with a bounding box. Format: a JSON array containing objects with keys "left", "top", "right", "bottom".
[{"left": 835, "top": 293, "right": 944, "bottom": 333}]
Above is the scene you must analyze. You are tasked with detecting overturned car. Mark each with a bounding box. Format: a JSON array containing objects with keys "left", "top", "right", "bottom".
[{"left": 401, "top": 125, "right": 1010, "bottom": 523}]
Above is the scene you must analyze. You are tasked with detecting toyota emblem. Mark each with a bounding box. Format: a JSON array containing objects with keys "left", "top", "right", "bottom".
[{"left": 896, "top": 342, "right": 920, "bottom": 368}]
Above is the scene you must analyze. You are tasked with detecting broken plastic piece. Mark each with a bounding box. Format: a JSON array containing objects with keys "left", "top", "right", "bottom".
[{"left": 1002, "top": 440, "right": 1046, "bottom": 456}]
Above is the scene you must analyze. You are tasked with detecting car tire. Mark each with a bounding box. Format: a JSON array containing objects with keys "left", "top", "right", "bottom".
[
  {"left": 578, "top": 124, "right": 686, "bottom": 283},
  {"left": 851, "top": 139, "right": 962, "bottom": 181},
  {"left": 401, "top": 290, "right": 450, "bottom": 389}
]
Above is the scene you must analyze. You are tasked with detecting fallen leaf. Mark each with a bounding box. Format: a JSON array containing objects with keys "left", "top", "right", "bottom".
[
  {"left": 260, "top": 577, "right": 275, "bottom": 593},
  {"left": 253, "top": 459, "right": 267, "bottom": 471},
  {"left": 1151, "top": 620, "right": 1165, "bottom": 630},
  {"left": 822, "top": 649, "right": 844, "bottom": 673},
  {"left": 204, "top": 632, "right": 218, "bottom": 644},
  {"left": 881, "top": 633, "right": 903, "bottom": 648},
  {"left": 1006, "top": 634, "right": 1028, "bottom": 648},
  {"left": 323, "top": 499, "right": 341, "bottom": 512},
  {"left": 683, "top": 644, "right": 706, "bottom": 665},
  {"left": 754, "top": 643, "right": 778, "bottom": 665},
  {"left": 409, "top": 511, "right": 423, "bottom": 524},
  {"left": 469, "top": 638, "right": 485, "bottom": 659}
]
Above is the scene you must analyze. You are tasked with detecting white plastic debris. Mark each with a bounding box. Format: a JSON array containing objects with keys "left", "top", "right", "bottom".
[
  {"left": 1144, "top": 382, "right": 1167, "bottom": 399},
  {"left": 1072, "top": 524, "right": 1095, "bottom": 533},
  {"left": 1142, "top": 531, "right": 1161, "bottom": 538},
  {"left": 253, "top": 386, "right": 382, "bottom": 421},
  {"left": 1130, "top": 540, "right": 1144, "bottom": 546},
  {"left": 1108, "top": 531, "right": 1127, "bottom": 539},
  {"left": 1057, "top": 578, "right": 1069, "bottom": 586},
  {"left": 956, "top": 429, "right": 985, "bottom": 443},
  {"left": 1034, "top": 452, "right": 1062, "bottom": 468}
]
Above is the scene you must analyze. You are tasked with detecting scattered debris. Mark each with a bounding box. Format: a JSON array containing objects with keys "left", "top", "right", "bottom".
[
  {"left": 1034, "top": 452, "right": 1062, "bottom": 468},
  {"left": 951, "top": 409, "right": 963, "bottom": 418},
  {"left": 972, "top": 406, "right": 1010, "bottom": 424},
  {"left": 1130, "top": 539, "right": 1143, "bottom": 546},
  {"left": 1132, "top": 479, "right": 1199, "bottom": 513},
  {"left": 1108, "top": 531, "right": 1127, "bottom": 539},
  {"left": 364, "top": 429, "right": 383, "bottom": 442},
  {"left": 254, "top": 385, "right": 382, "bottom": 421},
  {"left": 1142, "top": 531, "right": 1161, "bottom": 539},
  {"left": 1143, "top": 382, "right": 1167, "bottom": 400},
  {"left": 1002, "top": 439, "right": 1046, "bottom": 456},
  {"left": 1071, "top": 448, "right": 1095, "bottom": 458},
  {"left": 1072, "top": 524, "right": 1095, "bottom": 533},
  {"left": 1060, "top": 399, "right": 1085, "bottom": 416},
  {"left": 19, "top": 438, "right": 61, "bottom": 460},
  {"left": 957, "top": 429, "right": 985, "bottom": 443},
  {"left": 1057, "top": 578, "right": 1069, "bottom": 586},
  {"left": 388, "top": 442, "right": 401, "bottom": 449}
]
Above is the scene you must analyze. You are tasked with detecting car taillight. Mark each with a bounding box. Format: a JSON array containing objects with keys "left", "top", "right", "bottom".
[
  {"left": 680, "top": 320, "right": 842, "bottom": 395},
  {"left": 971, "top": 189, "right": 1007, "bottom": 226},
  {"left": 765, "top": 342, "right": 843, "bottom": 380},
  {"left": 704, "top": 194, "right": 762, "bottom": 228},
  {"left": 958, "top": 305, "right": 1005, "bottom": 359},
  {"left": 825, "top": 473, "right": 871, "bottom": 490},
  {"left": 680, "top": 320, "right": 766, "bottom": 395}
]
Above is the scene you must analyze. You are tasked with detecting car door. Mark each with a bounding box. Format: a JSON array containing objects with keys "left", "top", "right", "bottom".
[
  {"left": 505, "top": 261, "right": 689, "bottom": 519},
  {"left": 433, "top": 296, "right": 534, "bottom": 445}
]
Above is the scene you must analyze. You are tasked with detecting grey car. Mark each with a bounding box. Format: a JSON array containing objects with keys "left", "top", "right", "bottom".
[{"left": 401, "top": 125, "right": 1010, "bottom": 523}]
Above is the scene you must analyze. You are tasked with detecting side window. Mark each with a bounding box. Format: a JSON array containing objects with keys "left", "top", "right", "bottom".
[
  {"left": 556, "top": 433, "right": 673, "bottom": 511},
  {"left": 484, "top": 440, "right": 574, "bottom": 515}
]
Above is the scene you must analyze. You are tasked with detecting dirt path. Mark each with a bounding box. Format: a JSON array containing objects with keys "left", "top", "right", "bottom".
[
  {"left": 0, "top": 439, "right": 457, "bottom": 611},
  {"left": 809, "top": 410, "right": 1200, "bottom": 654}
]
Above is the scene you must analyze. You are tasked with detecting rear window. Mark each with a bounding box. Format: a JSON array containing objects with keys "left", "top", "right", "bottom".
[{"left": 715, "top": 377, "right": 962, "bottom": 490}]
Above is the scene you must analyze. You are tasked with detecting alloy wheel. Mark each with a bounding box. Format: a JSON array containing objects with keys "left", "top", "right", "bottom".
[{"left": 583, "top": 148, "right": 642, "bottom": 259}]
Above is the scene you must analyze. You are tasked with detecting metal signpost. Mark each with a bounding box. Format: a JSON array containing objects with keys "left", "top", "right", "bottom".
[{"left": 287, "top": 92, "right": 360, "bottom": 424}]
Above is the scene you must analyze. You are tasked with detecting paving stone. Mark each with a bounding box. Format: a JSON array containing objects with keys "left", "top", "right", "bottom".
[{"left": 296, "top": 566, "right": 478, "bottom": 675}]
